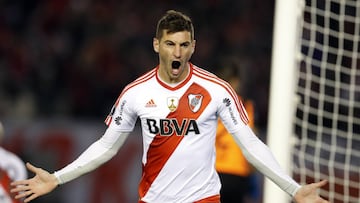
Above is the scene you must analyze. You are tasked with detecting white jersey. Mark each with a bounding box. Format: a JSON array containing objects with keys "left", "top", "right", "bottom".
[
  {"left": 0, "top": 147, "right": 27, "bottom": 203},
  {"left": 105, "top": 63, "right": 249, "bottom": 203}
]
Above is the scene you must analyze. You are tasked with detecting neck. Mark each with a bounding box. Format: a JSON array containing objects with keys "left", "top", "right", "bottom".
[{"left": 158, "top": 63, "right": 191, "bottom": 85}]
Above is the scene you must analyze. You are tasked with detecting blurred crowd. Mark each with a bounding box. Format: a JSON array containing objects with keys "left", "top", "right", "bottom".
[{"left": 0, "top": 0, "right": 274, "bottom": 129}]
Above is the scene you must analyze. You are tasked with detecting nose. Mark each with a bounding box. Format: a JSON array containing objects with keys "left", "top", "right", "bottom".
[{"left": 173, "top": 45, "right": 181, "bottom": 58}]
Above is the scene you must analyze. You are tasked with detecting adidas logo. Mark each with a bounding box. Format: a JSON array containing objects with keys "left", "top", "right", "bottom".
[{"left": 145, "top": 99, "right": 157, "bottom": 107}]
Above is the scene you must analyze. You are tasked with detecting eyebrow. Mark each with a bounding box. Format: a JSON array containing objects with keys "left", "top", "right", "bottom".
[{"left": 163, "top": 40, "right": 191, "bottom": 45}]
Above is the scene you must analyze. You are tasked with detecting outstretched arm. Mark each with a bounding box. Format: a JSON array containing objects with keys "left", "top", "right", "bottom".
[
  {"left": 11, "top": 128, "right": 129, "bottom": 202},
  {"left": 231, "top": 125, "right": 328, "bottom": 203}
]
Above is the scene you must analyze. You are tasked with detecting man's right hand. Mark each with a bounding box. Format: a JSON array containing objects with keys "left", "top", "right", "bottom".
[{"left": 10, "top": 162, "right": 59, "bottom": 202}]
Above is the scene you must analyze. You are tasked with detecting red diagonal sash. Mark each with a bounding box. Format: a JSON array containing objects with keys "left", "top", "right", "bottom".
[
  {"left": 138, "top": 83, "right": 211, "bottom": 200},
  {"left": 0, "top": 168, "right": 20, "bottom": 203}
]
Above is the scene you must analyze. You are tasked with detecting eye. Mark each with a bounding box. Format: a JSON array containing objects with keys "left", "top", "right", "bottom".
[
  {"left": 165, "top": 41, "right": 175, "bottom": 46},
  {"left": 181, "top": 43, "right": 190, "bottom": 48}
]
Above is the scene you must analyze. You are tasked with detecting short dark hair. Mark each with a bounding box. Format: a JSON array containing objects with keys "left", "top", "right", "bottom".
[{"left": 156, "top": 10, "right": 194, "bottom": 40}]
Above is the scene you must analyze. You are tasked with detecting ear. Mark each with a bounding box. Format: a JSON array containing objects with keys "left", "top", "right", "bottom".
[
  {"left": 191, "top": 40, "right": 196, "bottom": 54},
  {"left": 153, "top": 38, "right": 159, "bottom": 53}
]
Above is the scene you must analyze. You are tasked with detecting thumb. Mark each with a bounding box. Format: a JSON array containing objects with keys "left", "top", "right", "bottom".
[
  {"left": 26, "top": 162, "right": 39, "bottom": 173},
  {"left": 314, "top": 180, "right": 328, "bottom": 188}
]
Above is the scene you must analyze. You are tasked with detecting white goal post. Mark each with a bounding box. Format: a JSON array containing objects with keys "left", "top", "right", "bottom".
[
  {"left": 265, "top": 0, "right": 360, "bottom": 203},
  {"left": 264, "top": 0, "right": 303, "bottom": 202}
]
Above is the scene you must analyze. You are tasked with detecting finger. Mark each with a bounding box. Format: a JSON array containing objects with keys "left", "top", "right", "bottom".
[
  {"left": 26, "top": 162, "right": 39, "bottom": 173},
  {"left": 10, "top": 185, "right": 30, "bottom": 193},
  {"left": 11, "top": 179, "right": 30, "bottom": 186},
  {"left": 24, "top": 193, "right": 38, "bottom": 203},
  {"left": 314, "top": 180, "right": 328, "bottom": 188},
  {"left": 14, "top": 190, "right": 31, "bottom": 199}
]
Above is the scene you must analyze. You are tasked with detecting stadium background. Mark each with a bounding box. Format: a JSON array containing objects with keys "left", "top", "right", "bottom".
[{"left": 0, "top": 1, "right": 275, "bottom": 202}]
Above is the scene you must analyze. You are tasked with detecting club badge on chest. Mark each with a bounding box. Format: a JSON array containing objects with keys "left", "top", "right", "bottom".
[{"left": 188, "top": 94, "right": 203, "bottom": 113}]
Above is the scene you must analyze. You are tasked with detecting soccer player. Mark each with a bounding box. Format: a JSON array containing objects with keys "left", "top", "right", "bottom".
[
  {"left": 11, "top": 10, "right": 328, "bottom": 203},
  {"left": 0, "top": 122, "right": 27, "bottom": 203}
]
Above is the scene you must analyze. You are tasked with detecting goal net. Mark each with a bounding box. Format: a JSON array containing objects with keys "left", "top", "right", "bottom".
[{"left": 292, "top": 0, "right": 360, "bottom": 203}]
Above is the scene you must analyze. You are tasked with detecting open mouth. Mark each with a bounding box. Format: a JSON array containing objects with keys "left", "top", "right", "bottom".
[{"left": 172, "top": 61, "right": 181, "bottom": 69}]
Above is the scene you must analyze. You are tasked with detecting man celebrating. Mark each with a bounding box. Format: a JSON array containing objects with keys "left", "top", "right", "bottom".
[{"left": 11, "top": 10, "right": 328, "bottom": 203}]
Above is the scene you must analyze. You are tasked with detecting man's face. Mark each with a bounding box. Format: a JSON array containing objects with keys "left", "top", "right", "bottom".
[{"left": 153, "top": 30, "right": 195, "bottom": 84}]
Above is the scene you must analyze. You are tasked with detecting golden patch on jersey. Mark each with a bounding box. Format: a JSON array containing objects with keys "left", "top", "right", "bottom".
[
  {"left": 167, "top": 97, "right": 179, "bottom": 112},
  {"left": 188, "top": 94, "right": 203, "bottom": 113}
]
